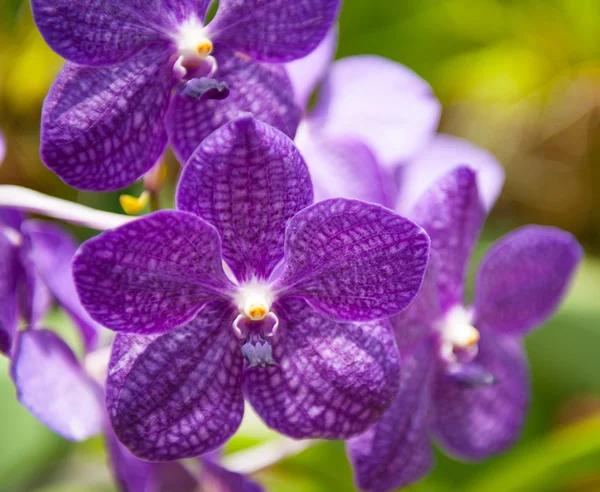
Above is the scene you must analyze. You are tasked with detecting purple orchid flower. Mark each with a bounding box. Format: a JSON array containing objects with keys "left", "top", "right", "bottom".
[
  {"left": 289, "top": 54, "right": 504, "bottom": 213},
  {"left": 346, "top": 167, "right": 583, "bottom": 492},
  {"left": 72, "top": 114, "right": 430, "bottom": 461},
  {"left": 0, "top": 210, "right": 101, "bottom": 354},
  {"left": 32, "top": 0, "right": 340, "bottom": 190}
]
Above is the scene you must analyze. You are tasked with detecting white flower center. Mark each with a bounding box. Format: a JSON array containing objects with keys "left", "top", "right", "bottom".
[
  {"left": 436, "top": 305, "right": 480, "bottom": 363},
  {"left": 173, "top": 18, "right": 215, "bottom": 79},
  {"left": 231, "top": 279, "right": 280, "bottom": 340}
]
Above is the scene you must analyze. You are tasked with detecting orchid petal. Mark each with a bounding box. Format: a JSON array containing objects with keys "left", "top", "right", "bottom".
[
  {"left": 73, "top": 210, "right": 234, "bottom": 335},
  {"left": 274, "top": 199, "right": 429, "bottom": 322},
  {"left": 167, "top": 45, "right": 300, "bottom": 164},
  {"left": 396, "top": 134, "right": 505, "bottom": 215},
  {"left": 433, "top": 330, "right": 529, "bottom": 460},
  {"left": 411, "top": 167, "right": 485, "bottom": 312},
  {"left": 23, "top": 220, "right": 101, "bottom": 351},
  {"left": 286, "top": 27, "right": 338, "bottom": 109},
  {"left": 473, "top": 226, "right": 583, "bottom": 336},
  {"left": 10, "top": 329, "right": 104, "bottom": 440},
  {"left": 244, "top": 299, "right": 400, "bottom": 439},
  {"left": 208, "top": 0, "right": 341, "bottom": 62},
  {"left": 309, "top": 56, "right": 441, "bottom": 169},
  {"left": 106, "top": 302, "right": 244, "bottom": 461},
  {"left": 201, "top": 460, "right": 265, "bottom": 492},
  {"left": 347, "top": 340, "right": 436, "bottom": 492},
  {"left": 0, "top": 231, "right": 20, "bottom": 355},
  {"left": 177, "top": 115, "right": 312, "bottom": 282},
  {"left": 41, "top": 46, "right": 173, "bottom": 191}
]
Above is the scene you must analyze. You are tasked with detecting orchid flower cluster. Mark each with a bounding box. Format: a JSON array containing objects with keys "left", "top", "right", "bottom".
[{"left": 0, "top": 0, "right": 584, "bottom": 491}]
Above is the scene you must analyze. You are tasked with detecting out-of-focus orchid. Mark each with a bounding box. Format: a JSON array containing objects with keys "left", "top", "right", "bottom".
[
  {"left": 0, "top": 211, "right": 101, "bottom": 354},
  {"left": 346, "top": 167, "right": 583, "bottom": 492},
  {"left": 32, "top": 0, "right": 341, "bottom": 190},
  {"left": 72, "top": 115, "right": 430, "bottom": 461}
]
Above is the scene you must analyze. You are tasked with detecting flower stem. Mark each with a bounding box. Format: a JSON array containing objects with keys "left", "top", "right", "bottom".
[{"left": 0, "top": 185, "right": 132, "bottom": 230}]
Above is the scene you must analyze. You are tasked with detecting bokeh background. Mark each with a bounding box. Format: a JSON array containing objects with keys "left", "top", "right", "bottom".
[{"left": 1, "top": 0, "right": 599, "bottom": 490}]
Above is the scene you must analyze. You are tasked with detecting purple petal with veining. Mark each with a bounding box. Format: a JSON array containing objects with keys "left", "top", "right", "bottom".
[
  {"left": 391, "top": 255, "right": 441, "bottom": 351},
  {"left": 41, "top": 46, "right": 173, "bottom": 191},
  {"left": 433, "top": 330, "right": 530, "bottom": 460},
  {"left": 31, "top": 0, "right": 178, "bottom": 66},
  {"left": 396, "top": 134, "right": 505, "bottom": 215},
  {"left": 296, "top": 130, "right": 394, "bottom": 207},
  {"left": 177, "top": 115, "right": 312, "bottom": 282},
  {"left": 411, "top": 167, "right": 485, "bottom": 312},
  {"left": 22, "top": 220, "right": 100, "bottom": 351},
  {"left": 244, "top": 298, "right": 400, "bottom": 439},
  {"left": 347, "top": 339, "right": 436, "bottom": 492},
  {"left": 0, "top": 231, "right": 20, "bottom": 355},
  {"left": 167, "top": 45, "right": 300, "bottom": 164},
  {"left": 309, "top": 56, "right": 441, "bottom": 169},
  {"left": 473, "top": 225, "right": 583, "bottom": 336},
  {"left": 208, "top": 0, "right": 341, "bottom": 62},
  {"left": 286, "top": 27, "right": 338, "bottom": 109},
  {"left": 274, "top": 199, "right": 430, "bottom": 322},
  {"left": 106, "top": 302, "right": 244, "bottom": 461},
  {"left": 10, "top": 329, "right": 104, "bottom": 440},
  {"left": 201, "top": 460, "right": 265, "bottom": 492},
  {"left": 73, "top": 210, "right": 234, "bottom": 335}
]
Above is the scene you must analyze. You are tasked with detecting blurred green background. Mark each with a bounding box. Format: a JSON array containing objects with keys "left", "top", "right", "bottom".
[{"left": 1, "top": 0, "right": 600, "bottom": 490}]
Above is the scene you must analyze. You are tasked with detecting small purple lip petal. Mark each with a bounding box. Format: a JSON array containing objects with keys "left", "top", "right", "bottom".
[
  {"left": 445, "top": 362, "right": 497, "bottom": 388},
  {"left": 73, "top": 210, "right": 235, "bottom": 335},
  {"left": 176, "top": 114, "right": 313, "bottom": 283},
  {"left": 347, "top": 339, "right": 437, "bottom": 492},
  {"left": 106, "top": 301, "right": 244, "bottom": 461},
  {"left": 297, "top": 131, "right": 395, "bottom": 208},
  {"left": 22, "top": 220, "right": 100, "bottom": 351},
  {"left": 473, "top": 225, "right": 583, "bottom": 337},
  {"left": 395, "top": 134, "right": 505, "bottom": 215},
  {"left": 433, "top": 330, "right": 530, "bottom": 461},
  {"left": 411, "top": 167, "right": 486, "bottom": 313},
  {"left": 167, "top": 44, "right": 301, "bottom": 165},
  {"left": 243, "top": 298, "right": 400, "bottom": 440},
  {"left": 286, "top": 26, "right": 338, "bottom": 109},
  {"left": 41, "top": 46, "right": 173, "bottom": 191},
  {"left": 177, "top": 77, "right": 230, "bottom": 101},
  {"left": 201, "top": 459, "right": 266, "bottom": 492},
  {"left": 309, "top": 55, "right": 441, "bottom": 169},
  {"left": 274, "top": 198, "right": 430, "bottom": 322},
  {"left": 208, "top": 0, "right": 341, "bottom": 63},
  {"left": 0, "top": 231, "right": 21, "bottom": 355},
  {"left": 10, "top": 329, "right": 104, "bottom": 441}
]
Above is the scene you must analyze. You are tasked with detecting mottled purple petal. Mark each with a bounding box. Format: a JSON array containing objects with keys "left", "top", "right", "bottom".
[
  {"left": 309, "top": 56, "right": 441, "bottom": 169},
  {"left": 167, "top": 45, "right": 300, "bottom": 164},
  {"left": 473, "top": 226, "right": 583, "bottom": 337},
  {"left": 73, "top": 210, "right": 234, "bottom": 334},
  {"left": 105, "top": 427, "right": 159, "bottom": 492},
  {"left": 411, "top": 167, "right": 485, "bottom": 313},
  {"left": 274, "top": 199, "right": 430, "bottom": 322},
  {"left": 201, "top": 460, "right": 265, "bottom": 492},
  {"left": 208, "top": 0, "right": 340, "bottom": 62},
  {"left": 41, "top": 47, "right": 173, "bottom": 191},
  {"left": 244, "top": 298, "right": 400, "bottom": 439},
  {"left": 177, "top": 115, "right": 312, "bottom": 282},
  {"left": 10, "top": 329, "right": 104, "bottom": 440},
  {"left": 22, "top": 220, "right": 100, "bottom": 351},
  {"left": 286, "top": 27, "right": 338, "bottom": 109},
  {"left": 0, "top": 231, "right": 20, "bottom": 355},
  {"left": 396, "top": 134, "right": 505, "bottom": 215},
  {"left": 106, "top": 302, "right": 244, "bottom": 461},
  {"left": 296, "top": 130, "right": 394, "bottom": 207},
  {"left": 347, "top": 340, "right": 436, "bottom": 492},
  {"left": 433, "top": 330, "right": 529, "bottom": 460},
  {"left": 391, "top": 256, "right": 441, "bottom": 350},
  {"left": 30, "top": 0, "right": 177, "bottom": 66}
]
